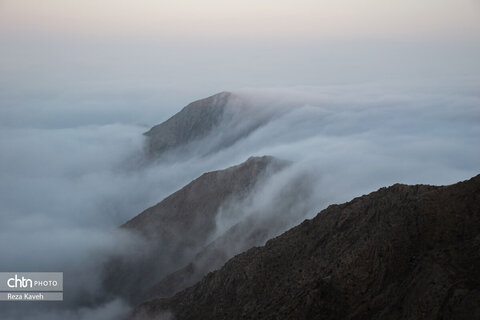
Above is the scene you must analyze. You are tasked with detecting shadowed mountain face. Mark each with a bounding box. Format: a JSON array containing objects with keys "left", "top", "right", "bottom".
[
  {"left": 130, "top": 174, "right": 480, "bottom": 320},
  {"left": 142, "top": 206, "right": 300, "bottom": 300},
  {"left": 103, "top": 156, "right": 288, "bottom": 301}
]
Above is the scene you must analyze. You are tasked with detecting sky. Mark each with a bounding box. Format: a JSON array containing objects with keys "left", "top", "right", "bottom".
[
  {"left": 0, "top": 1, "right": 479, "bottom": 319},
  {"left": 1, "top": 0, "right": 480, "bottom": 127},
  {"left": 1, "top": 0, "right": 479, "bottom": 40}
]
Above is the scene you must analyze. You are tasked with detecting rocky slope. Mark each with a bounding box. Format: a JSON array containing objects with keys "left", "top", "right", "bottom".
[
  {"left": 143, "top": 214, "right": 278, "bottom": 300},
  {"left": 104, "top": 156, "right": 287, "bottom": 301},
  {"left": 143, "top": 91, "right": 283, "bottom": 159},
  {"left": 140, "top": 162, "right": 314, "bottom": 301},
  {"left": 122, "top": 156, "right": 285, "bottom": 243},
  {"left": 144, "top": 92, "right": 232, "bottom": 157},
  {"left": 130, "top": 174, "right": 480, "bottom": 320}
]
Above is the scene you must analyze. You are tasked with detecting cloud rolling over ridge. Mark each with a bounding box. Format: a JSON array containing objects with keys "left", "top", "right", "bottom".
[{"left": 0, "top": 78, "right": 479, "bottom": 319}]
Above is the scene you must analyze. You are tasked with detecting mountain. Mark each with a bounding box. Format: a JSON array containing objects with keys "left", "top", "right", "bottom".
[
  {"left": 143, "top": 91, "right": 281, "bottom": 159},
  {"left": 137, "top": 159, "right": 315, "bottom": 301},
  {"left": 144, "top": 92, "right": 232, "bottom": 157},
  {"left": 122, "top": 156, "right": 286, "bottom": 243},
  {"left": 103, "top": 156, "right": 287, "bottom": 301},
  {"left": 143, "top": 212, "right": 284, "bottom": 300},
  {"left": 129, "top": 174, "right": 480, "bottom": 320}
]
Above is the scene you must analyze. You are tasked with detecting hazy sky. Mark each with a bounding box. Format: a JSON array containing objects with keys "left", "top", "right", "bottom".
[
  {"left": 1, "top": 0, "right": 480, "bottom": 40},
  {"left": 1, "top": 1, "right": 479, "bottom": 116},
  {"left": 1, "top": 1, "right": 479, "bottom": 130}
]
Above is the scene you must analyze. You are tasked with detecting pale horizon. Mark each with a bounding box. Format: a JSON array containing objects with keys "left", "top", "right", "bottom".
[{"left": 1, "top": 0, "right": 479, "bottom": 40}]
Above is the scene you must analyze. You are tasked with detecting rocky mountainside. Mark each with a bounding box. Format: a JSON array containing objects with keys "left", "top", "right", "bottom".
[
  {"left": 122, "top": 156, "right": 285, "bottom": 243},
  {"left": 143, "top": 91, "right": 282, "bottom": 159},
  {"left": 130, "top": 174, "right": 480, "bottom": 320},
  {"left": 144, "top": 92, "right": 232, "bottom": 157},
  {"left": 143, "top": 212, "right": 282, "bottom": 300},
  {"left": 104, "top": 156, "right": 287, "bottom": 301}
]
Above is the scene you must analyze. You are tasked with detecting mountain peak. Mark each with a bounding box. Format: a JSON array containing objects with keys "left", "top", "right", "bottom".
[
  {"left": 121, "top": 155, "right": 283, "bottom": 236},
  {"left": 144, "top": 92, "right": 234, "bottom": 157}
]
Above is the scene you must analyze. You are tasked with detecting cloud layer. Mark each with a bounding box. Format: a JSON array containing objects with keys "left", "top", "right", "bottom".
[{"left": 0, "top": 78, "right": 479, "bottom": 319}]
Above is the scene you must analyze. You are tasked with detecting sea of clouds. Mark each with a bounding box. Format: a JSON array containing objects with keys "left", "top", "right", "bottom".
[{"left": 0, "top": 76, "right": 479, "bottom": 319}]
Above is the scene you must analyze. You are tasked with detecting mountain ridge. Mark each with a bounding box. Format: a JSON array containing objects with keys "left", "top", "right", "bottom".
[
  {"left": 143, "top": 91, "right": 232, "bottom": 157},
  {"left": 129, "top": 174, "right": 480, "bottom": 319},
  {"left": 103, "top": 156, "right": 288, "bottom": 302},
  {"left": 142, "top": 91, "right": 284, "bottom": 159}
]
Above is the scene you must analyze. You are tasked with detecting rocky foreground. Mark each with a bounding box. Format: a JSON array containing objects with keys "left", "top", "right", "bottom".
[{"left": 130, "top": 174, "right": 480, "bottom": 319}]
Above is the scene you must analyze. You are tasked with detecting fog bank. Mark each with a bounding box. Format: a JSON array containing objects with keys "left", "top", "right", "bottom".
[{"left": 0, "top": 78, "right": 479, "bottom": 319}]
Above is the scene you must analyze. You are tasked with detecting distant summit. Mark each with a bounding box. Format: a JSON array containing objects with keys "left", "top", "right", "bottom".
[
  {"left": 143, "top": 91, "right": 282, "bottom": 159},
  {"left": 144, "top": 92, "right": 232, "bottom": 157}
]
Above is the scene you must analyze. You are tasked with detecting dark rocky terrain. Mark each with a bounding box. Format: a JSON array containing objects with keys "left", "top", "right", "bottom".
[
  {"left": 139, "top": 160, "right": 313, "bottom": 301},
  {"left": 104, "top": 156, "right": 287, "bottom": 301},
  {"left": 143, "top": 213, "right": 282, "bottom": 300},
  {"left": 130, "top": 174, "right": 480, "bottom": 320}
]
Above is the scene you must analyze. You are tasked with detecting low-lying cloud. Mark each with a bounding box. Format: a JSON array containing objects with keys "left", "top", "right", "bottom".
[{"left": 0, "top": 78, "right": 479, "bottom": 319}]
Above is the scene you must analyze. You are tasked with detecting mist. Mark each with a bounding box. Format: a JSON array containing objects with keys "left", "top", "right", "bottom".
[{"left": 1, "top": 69, "right": 479, "bottom": 317}]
